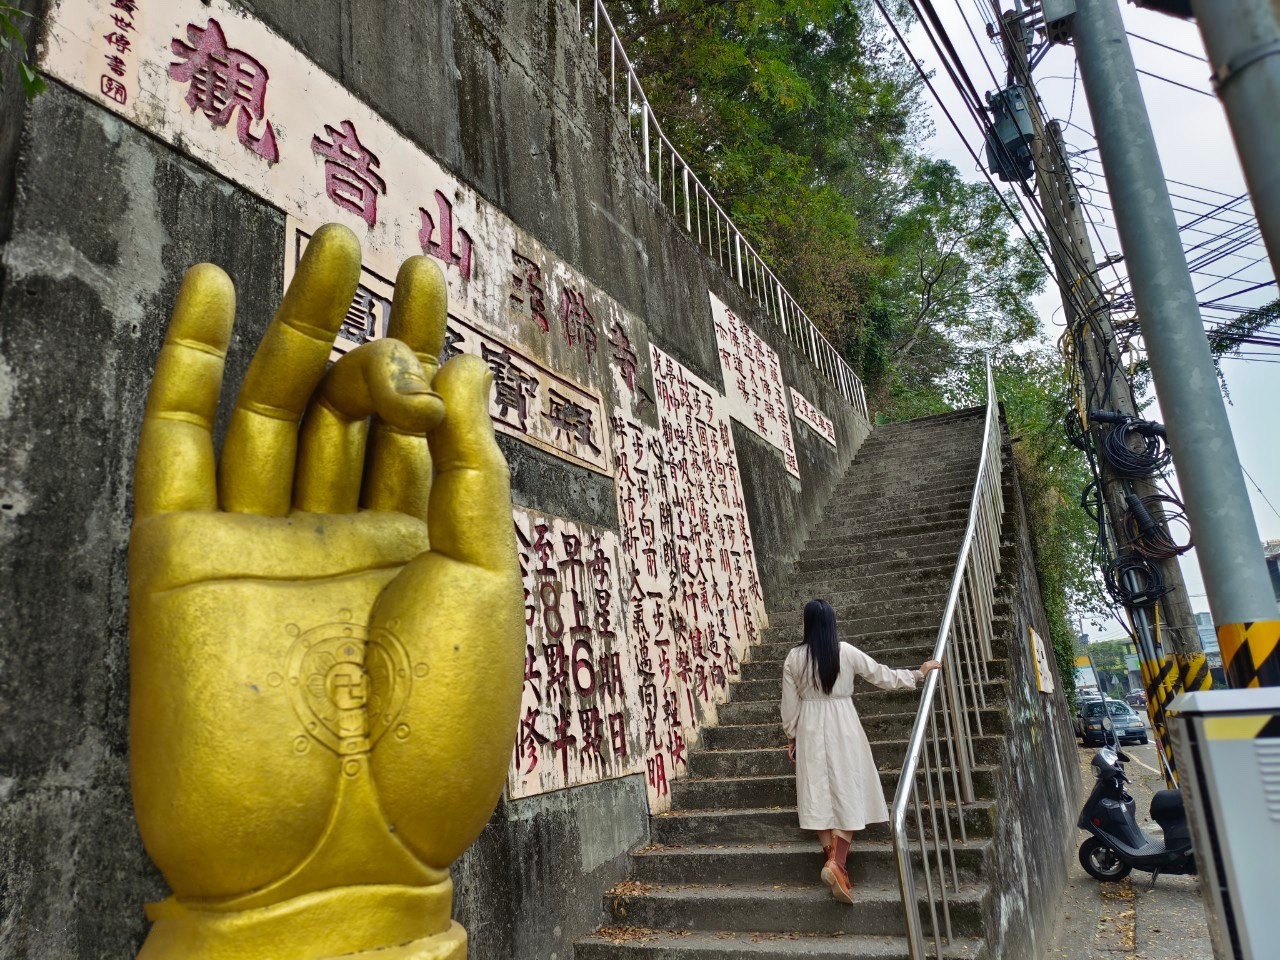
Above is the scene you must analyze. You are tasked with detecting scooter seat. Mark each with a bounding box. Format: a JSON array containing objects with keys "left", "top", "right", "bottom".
[{"left": 1150, "top": 789, "right": 1183, "bottom": 821}]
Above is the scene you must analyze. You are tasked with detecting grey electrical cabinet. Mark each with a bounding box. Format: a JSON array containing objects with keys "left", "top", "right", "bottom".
[{"left": 1168, "top": 688, "right": 1280, "bottom": 960}]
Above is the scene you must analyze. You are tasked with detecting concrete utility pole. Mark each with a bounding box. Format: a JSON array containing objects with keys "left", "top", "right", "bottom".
[
  {"left": 1071, "top": 0, "right": 1280, "bottom": 688},
  {"left": 1187, "top": 0, "right": 1280, "bottom": 279},
  {"left": 993, "top": 10, "right": 1205, "bottom": 785}
]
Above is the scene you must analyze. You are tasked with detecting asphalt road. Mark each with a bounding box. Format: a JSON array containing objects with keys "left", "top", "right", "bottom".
[{"left": 1041, "top": 732, "right": 1215, "bottom": 960}]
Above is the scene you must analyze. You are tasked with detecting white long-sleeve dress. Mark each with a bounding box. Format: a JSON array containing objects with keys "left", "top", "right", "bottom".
[{"left": 781, "top": 642, "right": 921, "bottom": 831}]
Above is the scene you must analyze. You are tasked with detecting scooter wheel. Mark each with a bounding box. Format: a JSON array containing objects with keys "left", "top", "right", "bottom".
[{"left": 1079, "top": 837, "right": 1132, "bottom": 882}]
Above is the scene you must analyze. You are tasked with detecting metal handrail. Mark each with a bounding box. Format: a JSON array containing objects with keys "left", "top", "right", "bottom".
[
  {"left": 571, "top": 0, "right": 869, "bottom": 421},
  {"left": 890, "top": 358, "right": 1005, "bottom": 958}
]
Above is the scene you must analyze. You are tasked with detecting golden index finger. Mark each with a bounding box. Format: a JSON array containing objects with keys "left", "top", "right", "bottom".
[
  {"left": 134, "top": 263, "right": 235, "bottom": 519},
  {"left": 218, "top": 223, "right": 362, "bottom": 516}
]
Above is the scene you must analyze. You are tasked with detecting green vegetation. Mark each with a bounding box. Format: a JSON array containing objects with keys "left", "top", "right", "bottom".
[
  {"left": 612, "top": 0, "right": 1091, "bottom": 697},
  {"left": 0, "top": 4, "right": 45, "bottom": 100}
]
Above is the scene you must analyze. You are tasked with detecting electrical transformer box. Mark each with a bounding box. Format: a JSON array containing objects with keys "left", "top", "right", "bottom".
[
  {"left": 1168, "top": 688, "right": 1280, "bottom": 960},
  {"left": 985, "top": 85, "right": 1035, "bottom": 182}
]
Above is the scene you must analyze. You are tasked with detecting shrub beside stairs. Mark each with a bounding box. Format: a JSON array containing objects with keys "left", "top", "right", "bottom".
[{"left": 576, "top": 408, "right": 1020, "bottom": 959}]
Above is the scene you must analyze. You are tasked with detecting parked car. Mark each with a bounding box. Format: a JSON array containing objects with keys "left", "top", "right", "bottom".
[
  {"left": 1073, "top": 691, "right": 1105, "bottom": 738},
  {"left": 1079, "top": 698, "right": 1149, "bottom": 746}
]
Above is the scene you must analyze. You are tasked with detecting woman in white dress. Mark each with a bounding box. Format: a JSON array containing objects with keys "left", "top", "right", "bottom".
[{"left": 781, "top": 598, "right": 941, "bottom": 904}]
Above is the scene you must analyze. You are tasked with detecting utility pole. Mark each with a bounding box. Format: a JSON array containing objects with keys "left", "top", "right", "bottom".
[
  {"left": 1070, "top": 0, "right": 1280, "bottom": 688},
  {"left": 994, "top": 8, "right": 1206, "bottom": 785},
  {"left": 1187, "top": 0, "right": 1280, "bottom": 279}
]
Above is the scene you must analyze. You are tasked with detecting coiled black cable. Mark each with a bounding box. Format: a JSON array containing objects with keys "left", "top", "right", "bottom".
[
  {"left": 1090, "top": 411, "right": 1173, "bottom": 478},
  {"left": 1103, "top": 554, "right": 1169, "bottom": 608},
  {"left": 1123, "top": 492, "right": 1193, "bottom": 560}
]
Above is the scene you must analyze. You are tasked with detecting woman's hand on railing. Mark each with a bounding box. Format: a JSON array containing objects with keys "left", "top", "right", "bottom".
[
  {"left": 919, "top": 660, "right": 943, "bottom": 676},
  {"left": 786, "top": 739, "right": 796, "bottom": 763}
]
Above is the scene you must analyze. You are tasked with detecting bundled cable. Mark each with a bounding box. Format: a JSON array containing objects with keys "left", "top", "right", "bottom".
[
  {"left": 1089, "top": 410, "right": 1173, "bottom": 478},
  {"left": 1123, "top": 492, "right": 1193, "bottom": 560},
  {"left": 1103, "top": 554, "right": 1170, "bottom": 608}
]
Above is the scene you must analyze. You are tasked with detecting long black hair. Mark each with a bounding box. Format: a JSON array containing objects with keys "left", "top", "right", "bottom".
[{"left": 801, "top": 598, "right": 841, "bottom": 694}]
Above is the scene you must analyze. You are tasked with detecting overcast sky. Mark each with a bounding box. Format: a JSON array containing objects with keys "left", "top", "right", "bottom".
[{"left": 902, "top": 1, "right": 1279, "bottom": 639}]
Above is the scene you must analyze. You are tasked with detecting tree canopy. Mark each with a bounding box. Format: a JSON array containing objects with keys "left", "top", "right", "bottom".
[{"left": 611, "top": 0, "right": 1090, "bottom": 696}]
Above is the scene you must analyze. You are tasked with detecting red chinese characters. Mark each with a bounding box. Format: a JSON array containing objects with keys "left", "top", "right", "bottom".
[
  {"left": 790, "top": 387, "right": 837, "bottom": 446},
  {"left": 419, "top": 189, "right": 474, "bottom": 280},
  {"left": 169, "top": 19, "right": 279, "bottom": 162},
  {"left": 98, "top": 0, "right": 139, "bottom": 105},
  {"left": 509, "top": 251, "right": 549, "bottom": 333},
  {"left": 509, "top": 511, "right": 641, "bottom": 796},
  {"left": 311, "top": 120, "right": 386, "bottom": 227},
  {"left": 709, "top": 292, "right": 800, "bottom": 478},
  {"left": 606, "top": 348, "right": 767, "bottom": 809}
]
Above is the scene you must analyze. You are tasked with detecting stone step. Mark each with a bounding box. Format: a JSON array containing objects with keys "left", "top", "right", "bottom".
[
  {"left": 629, "top": 838, "right": 990, "bottom": 885},
  {"left": 786, "top": 553, "right": 966, "bottom": 592},
  {"left": 815, "top": 506, "right": 974, "bottom": 540},
  {"left": 575, "top": 929, "right": 988, "bottom": 959},
  {"left": 739, "top": 642, "right": 938, "bottom": 681},
  {"left": 764, "top": 603, "right": 1012, "bottom": 643},
  {"left": 724, "top": 662, "right": 1009, "bottom": 708},
  {"left": 799, "top": 530, "right": 965, "bottom": 564},
  {"left": 795, "top": 536, "right": 967, "bottom": 572},
  {"left": 649, "top": 801, "right": 998, "bottom": 846},
  {"left": 670, "top": 764, "right": 999, "bottom": 811},
  {"left": 602, "top": 879, "right": 989, "bottom": 937},
  {"left": 777, "top": 561, "right": 960, "bottom": 602},
  {"left": 767, "top": 594, "right": 951, "bottom": 631},
  {"left": 701, "top": 708, "right": 1009, "bottom": 750},
  {"left": 824, "top": 493, "right": 982, "bottom": 527},
  {"left": 873, "top": 407, "right": 985, "bottom": 430},
  {"left": 686, "top": 735, "right": 1006, "bottom": 779},
  {"left": 802, "top": 516, "right": 970, "bottom": 554},
  {"left": 756, "top": 624, "right": 938, "bottom": 657},
  {"left": 823, "top": 493, "right": 979, "bottom": 529},
  {"left": 822, "top": 471, "right": 979, "bottom": 501},
  {"left": 832, "top": 459, "right": 981, "bottom": 487}
]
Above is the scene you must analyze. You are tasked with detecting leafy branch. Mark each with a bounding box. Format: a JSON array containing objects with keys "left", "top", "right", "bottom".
[{"left": 0, "top": 4, "right": 46, "bottom": 100}]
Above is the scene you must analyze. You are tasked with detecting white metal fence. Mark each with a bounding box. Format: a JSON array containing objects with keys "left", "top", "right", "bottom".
[{"left": 572, "top": 0, "right": 870, "bottom": 421}]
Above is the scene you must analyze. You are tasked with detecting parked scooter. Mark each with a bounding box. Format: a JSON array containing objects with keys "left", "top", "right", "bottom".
[{"left": 1077, "top": 719, "right": 1195, "bottom": 884}]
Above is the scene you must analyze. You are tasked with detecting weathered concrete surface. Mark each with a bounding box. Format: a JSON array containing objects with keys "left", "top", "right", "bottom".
[
  {"left": 978, "top": 422, "right": 1081, "bottom": 960},
  {"left": 1, "top": 2, "right": 868, "bottom": 958},
  {"left": 0, "top": 85, "right": 285, "bottom": 957},
  {"left": 1042, "top": 743, "right": 1212, "bottom": 960}
]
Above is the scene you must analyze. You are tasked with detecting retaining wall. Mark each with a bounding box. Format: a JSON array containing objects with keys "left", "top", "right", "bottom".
[{"left": 0, "top": 1, "right": 869, "bottom": 956}]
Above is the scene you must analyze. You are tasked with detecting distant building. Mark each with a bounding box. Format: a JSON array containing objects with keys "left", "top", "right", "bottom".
[
  {"left": 1195, "top": 611, "right": 1219, "bottom": 655},
  {"left": 1265, "top": 539, "right": 1280, "bottom": 605}
]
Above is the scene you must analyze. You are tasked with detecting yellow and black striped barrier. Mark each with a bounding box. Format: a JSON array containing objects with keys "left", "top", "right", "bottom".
[
  {"left": 1219, "top": 620, "right": 1280, "bottom": 689},
  {"left": 1137, "top": 647, "right": 1180, "bottom": 788}
]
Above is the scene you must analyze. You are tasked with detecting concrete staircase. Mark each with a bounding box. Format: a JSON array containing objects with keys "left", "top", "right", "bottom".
[{"left": 576, "top": 409, "right": 1012, "bottom": 960}]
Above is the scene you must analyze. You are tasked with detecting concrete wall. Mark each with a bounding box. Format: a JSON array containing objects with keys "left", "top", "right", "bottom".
[
  {"left": 979, "top": 423, "right": 1082, "bottom": 960},
  {"left": 0, "top": 1, "right": 869, "bottom": 957}
]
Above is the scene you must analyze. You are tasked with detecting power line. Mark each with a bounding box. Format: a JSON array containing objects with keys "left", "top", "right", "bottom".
[
  {"left": 1135, "top": 67, "right": 1216, "bottom": 98},
  {"left": 1242, "top": 466, "right": 1280, "bottom": 524},
  {"left": 1126, "top": 31, "right": 1206, "bottom": 63}
]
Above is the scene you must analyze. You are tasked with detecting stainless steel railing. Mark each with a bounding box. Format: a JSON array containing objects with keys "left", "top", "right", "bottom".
[
  {"left": 570, "top": 0, "right": 869, "bottom": 420},
  {"left": 891, "top": 359, "right": 1005, "bottom": 958}
]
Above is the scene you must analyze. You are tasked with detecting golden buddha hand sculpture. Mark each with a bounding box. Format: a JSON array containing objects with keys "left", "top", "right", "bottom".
[{"left": 129, "top": 224, "right": 523, "bottom": 960}]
